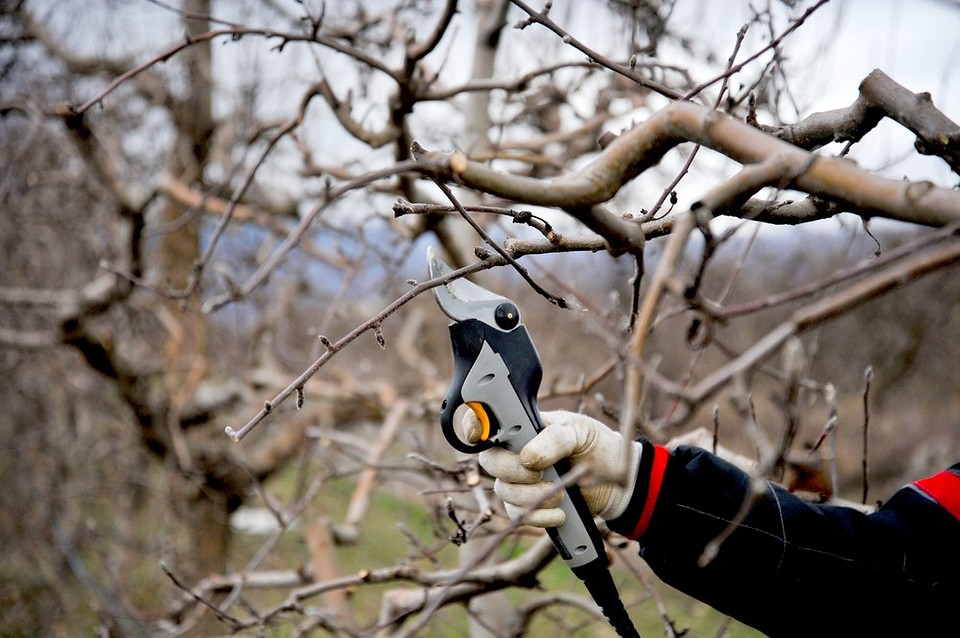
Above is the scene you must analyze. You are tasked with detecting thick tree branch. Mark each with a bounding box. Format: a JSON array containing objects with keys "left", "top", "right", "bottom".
[
  {"left": 414, "top": 100, "right": 960, "bottom": 229},
  {"left": 858, "top": 69, "right": 960, "bottom": 173},
  {"left": 764, "top": 69, "right": 960, "bottom": 174}
]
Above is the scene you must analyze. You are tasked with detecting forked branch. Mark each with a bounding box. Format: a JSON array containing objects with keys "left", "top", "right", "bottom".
[{"left": 414, "top": 97, "right": 960, "bottom": 237}]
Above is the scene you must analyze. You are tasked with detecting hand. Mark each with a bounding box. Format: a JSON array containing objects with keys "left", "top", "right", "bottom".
[{"left": 463, "top": 410, "right": 641, "bottom": 528}]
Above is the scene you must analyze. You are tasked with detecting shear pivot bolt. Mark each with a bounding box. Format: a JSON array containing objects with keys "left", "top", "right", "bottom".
[{"left": 494, "top": 302, "right": 520, "bottom": 330}]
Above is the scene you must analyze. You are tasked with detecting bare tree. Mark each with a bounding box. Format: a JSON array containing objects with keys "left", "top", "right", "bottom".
[{"left": 1, "top": 0, "right": 959, "bottom": 636}]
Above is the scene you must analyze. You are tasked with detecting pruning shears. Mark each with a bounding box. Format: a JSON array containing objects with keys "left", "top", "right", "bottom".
[{"left": 427, "top": 247, "right": 640, "bottom": 638}]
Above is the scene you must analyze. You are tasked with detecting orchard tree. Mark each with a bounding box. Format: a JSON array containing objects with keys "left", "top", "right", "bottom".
[{"left": 1, "top": 0, "right": 959, "bottom": 636}]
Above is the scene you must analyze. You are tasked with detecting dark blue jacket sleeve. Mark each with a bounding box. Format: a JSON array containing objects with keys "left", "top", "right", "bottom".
[{"left": 607, "top": 442, "right": 960, "bottom": 637}]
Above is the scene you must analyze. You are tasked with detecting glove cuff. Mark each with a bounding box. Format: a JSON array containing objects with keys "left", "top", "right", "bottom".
[
  {"left": 598, "top": 440, "right": 643, "bottom": 520},
  {"left": 606, "top": 439, "right": 670, "bottom": 539}
]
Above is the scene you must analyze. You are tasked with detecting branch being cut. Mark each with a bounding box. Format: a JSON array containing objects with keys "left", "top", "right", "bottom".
[{"left": 224, "top": 257, "right": 498, "bottom": 442}]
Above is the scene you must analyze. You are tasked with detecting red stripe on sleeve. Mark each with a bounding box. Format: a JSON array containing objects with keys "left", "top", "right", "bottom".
[
  {"left": 630, "top": 444, "right": 669, "bottom": 539},
  {"left": 914, "top": 471, "right": 960, "bottom": 522}
]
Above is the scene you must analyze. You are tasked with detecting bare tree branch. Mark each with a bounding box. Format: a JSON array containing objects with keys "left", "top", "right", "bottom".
[
  {"left": 665, "top": 237, "right": 960, "bottom": 425},
  {"left": 510, "top": 0, "right": 686, "bottom": 101},
  {"left": 416, "top": 99, "right": 960, "bottom": 228},
  {"left": 763, "top": 69, "right": 960, "bottom": 174}
]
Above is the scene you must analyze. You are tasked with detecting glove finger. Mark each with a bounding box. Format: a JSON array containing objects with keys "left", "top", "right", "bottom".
[
  {"left": 579, "top": 483, "right": 614, "bottom": 518},
  {"left": 479, "top": 447, "right": 542, "bottom": 484},
  {"left": 461, "top": 410, "right": 484, "bottom": 445},
  {"left": 519, "top": 418, "right": 583, "bottom": 471},
  {"left": 504, "top": 502, "right": 566, "bottom": 528},
  {"left": 494, "top": 478, "right": 564, "bottom": 510}
]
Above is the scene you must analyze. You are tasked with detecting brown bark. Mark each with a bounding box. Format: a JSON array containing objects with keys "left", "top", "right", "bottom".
[
  {"left": 155, "top": 2, "right": 236, "bottom": 603},
  {"left": 157, "top": 0, "right": 213, "bottom": 426}
]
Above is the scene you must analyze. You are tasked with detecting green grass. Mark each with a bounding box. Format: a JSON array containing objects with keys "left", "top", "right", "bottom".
[{"left": 229, "top": 463, "right": 770, "bottom": 637}]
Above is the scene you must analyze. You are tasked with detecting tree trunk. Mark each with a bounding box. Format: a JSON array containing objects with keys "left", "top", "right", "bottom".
[
  {"left": 185, "top": 486, "right": 233, "bottom": 581},
  {"left": 154, "top": 0, "right": 235, "bottom": 610}
]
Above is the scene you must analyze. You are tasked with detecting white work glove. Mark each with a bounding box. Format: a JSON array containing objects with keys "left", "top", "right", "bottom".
[{"left": 464, "top": 410, "right": 641, "bottom": 528}]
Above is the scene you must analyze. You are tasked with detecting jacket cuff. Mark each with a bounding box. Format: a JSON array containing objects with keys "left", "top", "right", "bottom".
[
  {"left": 913, "top": 468, "right": 960, "bottom": 522},
  {"left": 606, "top": 439, "right": 670, "bottom": 540}
]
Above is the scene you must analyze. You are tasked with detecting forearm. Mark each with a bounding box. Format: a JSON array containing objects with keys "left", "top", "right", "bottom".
[{"left": 608, "top": 444, "right": 960, "bottom": 636}]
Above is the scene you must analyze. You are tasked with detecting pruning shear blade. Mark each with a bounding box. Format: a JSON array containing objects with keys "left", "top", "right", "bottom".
[{"left": 427, "top": 246, "right": 510, "bottom": 327}]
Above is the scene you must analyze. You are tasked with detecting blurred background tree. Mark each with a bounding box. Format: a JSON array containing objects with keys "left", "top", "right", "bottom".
[{"left": 1, "top": 0, "right": 958, "bottom": 636}]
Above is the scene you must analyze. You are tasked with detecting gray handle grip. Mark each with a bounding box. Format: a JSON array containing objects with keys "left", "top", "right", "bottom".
[{"left": 462, "top": 342, "right": 602, "bottom": 568}]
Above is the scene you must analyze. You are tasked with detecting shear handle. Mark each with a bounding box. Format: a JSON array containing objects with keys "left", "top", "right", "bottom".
[
  {"left": 439, "top": 318, "right": 522, "bottom": 453},
  {"left": 439, "top": 317, "right": 606, "bottom": 569}
]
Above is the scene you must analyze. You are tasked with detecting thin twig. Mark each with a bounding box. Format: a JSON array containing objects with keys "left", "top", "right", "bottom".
[
  {"left": 203, "top": 159, "right": 423, "bottom": 313},
  {"left": 509, "top": 0, "right": 685, "bottom": 101},
  {"left": 861, "top": 366, "right": 873, "bottom": 505},
  {"left": 161, "top": 562, "right": 242, "bottom": 630},
  {"left": 430, "top": 177, "right": 569, "bottom": 307},
  {"left": 226, "top": 258, "right": 503, "bottom": 442},
  {"left": 643, "top": 21, "right": 749, "bottom": 221},
  {"left": 73, "top": 26, "right": 400, "bottom": 113},
  {"left": 682, "top": 0, "right": 830, "bottom": 101}
]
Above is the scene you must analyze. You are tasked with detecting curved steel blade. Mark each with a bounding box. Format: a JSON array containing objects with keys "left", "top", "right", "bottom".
[{"left": 427, "top": 246, "right": 511, "bottom": 327}]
